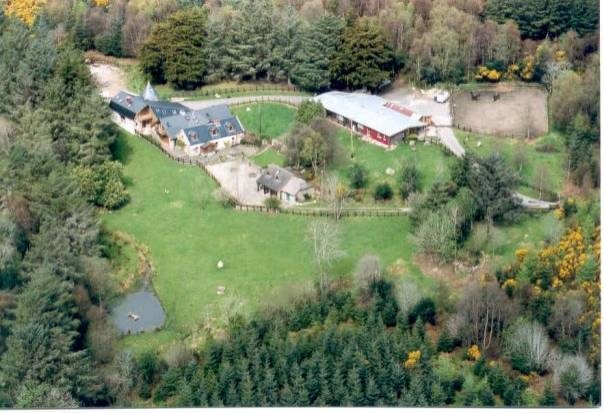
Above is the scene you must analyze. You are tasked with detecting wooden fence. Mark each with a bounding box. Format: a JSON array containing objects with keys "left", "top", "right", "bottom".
[
  {"left": 235, "top": 205, "right": 410, "bottom": 217},
  {"left": 131, "top": 123, "right": 411, "bottom": 219},
  {"left": 171, "top": 84, "right": 303, "bottom": 98},
  {"left": 228, "top": 96, "right": 305, "bottom": 108}
]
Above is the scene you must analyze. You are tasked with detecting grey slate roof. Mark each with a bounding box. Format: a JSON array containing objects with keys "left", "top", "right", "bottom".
[
  {"left": 256, "top": 165, "right": 294, "bottom": 192},
  {"left": 109, "top": 91, "right": 147, "bottom": 120},
  {"left": 159, "top": 104, "right": 243, "bottom": 142},
  {"left": 180, "top": 116, "right": 244, "bottom": 146},
  {"left": 314, "top": 92, "right": 425, "bottom": 137},
  {"left": 148, "top": 101, "right": 190, "bottom": 120},
  {"left": 142, "top": 82, "right": 160, "bottom": 101}
]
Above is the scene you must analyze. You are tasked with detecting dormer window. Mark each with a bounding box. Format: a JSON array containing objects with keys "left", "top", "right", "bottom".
[
  {"left": 225, "top": 122, "right": 234, "bottom": 132},
  {"left": 210, "top": 127, "right": 218, "bottom": 137}
]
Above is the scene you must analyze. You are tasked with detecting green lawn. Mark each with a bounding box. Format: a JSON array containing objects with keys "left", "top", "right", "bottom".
[
  {"left": 232, "top": 102, "right": 296, "bottom": 139},
  {"left": 251, "top": 148, "right": 285, "bottom": 167},
  {"left": 331, "top": 130, "right": 456, "bottom": 205},
  {"left": 458, "top": 130, "right": 567, "bottom": 198},
  {"left": 104, "top": 131, "right": 429, "bottom": 352}
]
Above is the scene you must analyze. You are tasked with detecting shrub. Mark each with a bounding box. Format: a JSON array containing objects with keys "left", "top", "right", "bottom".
[
  {"left": 487, "top": 364, "right": 509, "bottom": 396},
  {"left": 540, "top": 380, "right": 556, "bottom": 406},
  {"left": 436, "top": 328, "right": 460, "bottom": 352},
  {"left": 373, "top": 182, "right": 393, "bottom": 201},
  {"left": 399, "top": 163, "right": 421, "bottom": 200},
  {"left": 264, "top": 196, "right": 281, "bottom": 210},
  {"left": 214, "top": 188, "right": 236, "bottom": 208},
  {"left": 408, "top": 297, "right": 436, "bottom": 325},
  {"left": 553, "top": 353, "right": 593, "bottom": 405},
  {"left": 296, "top": 100, "right": 325, "bottom": 124},
  {"left": 74, "top": 161, "right": 129, "bottom": 209},
  {"left": 348, "top": 163, "right": 368, "bottom": 189}
]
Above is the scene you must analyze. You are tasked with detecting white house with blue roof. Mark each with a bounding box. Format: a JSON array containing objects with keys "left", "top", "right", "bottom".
[{"left": 109, "top": 83, "right": 245, "bottom": 155}]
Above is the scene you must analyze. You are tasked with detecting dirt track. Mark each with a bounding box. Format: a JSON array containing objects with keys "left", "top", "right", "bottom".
[{"left": 89, "top": 63, "right": 129, "bottom": 99}]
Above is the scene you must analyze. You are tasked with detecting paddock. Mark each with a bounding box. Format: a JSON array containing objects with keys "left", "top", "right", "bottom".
[{"left": 452, "top": 84, "right": 548, "bottom": 138}]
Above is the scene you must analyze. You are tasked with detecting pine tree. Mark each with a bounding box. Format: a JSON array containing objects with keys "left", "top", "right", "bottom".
[
  {"left": 331, "top": 18, "right": 394, "bottom": 91},
  {"left": 291, "top": 15, "right": 345, "bottom": 91},
  {"left": 0, "top": 269, "right": 100, "bottom": 405}
]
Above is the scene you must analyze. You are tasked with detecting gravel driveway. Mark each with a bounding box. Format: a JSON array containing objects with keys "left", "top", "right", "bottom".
[{"left": 381, "top": 87, "right": 465, "bottom": 156}]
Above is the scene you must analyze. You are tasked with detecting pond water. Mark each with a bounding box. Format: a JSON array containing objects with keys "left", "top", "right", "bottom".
[{"left": 112, "top": 290, "right": 166, "bottom": 334}]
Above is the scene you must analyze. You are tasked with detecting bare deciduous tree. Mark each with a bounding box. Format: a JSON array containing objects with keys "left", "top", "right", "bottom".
[
  {"left": 353, "top": 254, "right": 381, "bottom": 292},
  {"left": 395, "top": 278, "right": 421, "bottom": 318},
  {"left": 307, "top": 220, "right": 344, "bottom": 293},
  {"left": 504, "top": 318, "right": 551, "bottom": 373},
  {"left": 456, "top": 279, "right": 517, "bottom": 351},
  {"left": 323, "top": 173, "right": 347, "bottom": 221},
  {"left": 548, "top": 290, "right": 585, "bottom": 342}
]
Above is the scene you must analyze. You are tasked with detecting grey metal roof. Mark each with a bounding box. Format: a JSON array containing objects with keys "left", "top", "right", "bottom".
[
  {"left": 109, "top": 91, "right": 147, "bottom": 119},
  {"left": 180, "top": 116, "right": 244, "bottom": 146},
  {"left": 314, "top": 92, "right": 425, "bottom": 137},
  {"left": 142, "top": 82, "right": 160, "bottom": 101}
]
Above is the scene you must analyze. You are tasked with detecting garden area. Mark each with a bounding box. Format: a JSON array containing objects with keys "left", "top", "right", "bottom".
[
  {"left": 104, "top": 131, "right": 432, "bottom": 353},
  {"left": 330, "top": 129, "right": 456, "bottom": 205},
  {"left": 231, "top": 102, "right": 296, "bottom": 140}
]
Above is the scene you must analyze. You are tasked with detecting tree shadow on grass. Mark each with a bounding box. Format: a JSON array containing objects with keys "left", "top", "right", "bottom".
[{"left": 111, "top": 130, "right": 133, "bottom": 165}]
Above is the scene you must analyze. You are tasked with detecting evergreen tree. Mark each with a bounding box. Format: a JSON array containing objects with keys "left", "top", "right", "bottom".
[
  {"left": 331, "top": 18, "right": 394, "bottom": 91},
  {"left": 0, "top": 269, "right": 102, "bottom": 405},
  {"left": 139, "top": 8, "right": 208, "bottom": 88},
  {"left": 292, "top": 15, "right": 345, "bottom": 91}
]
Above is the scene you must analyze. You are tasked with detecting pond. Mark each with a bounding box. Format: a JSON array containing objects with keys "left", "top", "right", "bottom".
[{"left": 112, "top": 290, "right": 166, "bottom": 334}]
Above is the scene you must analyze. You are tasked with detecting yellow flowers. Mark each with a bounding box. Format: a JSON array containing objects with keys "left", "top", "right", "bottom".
[
  {"left": 521, "top": 55, "right": 535, "bottom": 80},
  {"left": 475, "top": 66, "right": 503, "bottom": 82},
  {"left": 4, "top": 0, "right": 46, "bottom": 26},
  {"left": 94, "top": 0, "right": 111, "bottom": 7},
  {"left": 553, "top": 207, "right": 565, "bottom": 220},
  {"left": 404, "top": 350, "right": 421, "bottom": 369},
  {"left": 555, "top": 50, "right": 566, "bottom": 61},
  {"left": 467, "top": 345, "right": 481, "bottom": 361},
  {"left": 503, "top": 278, "right": 517, "bottom": 296},
  {"left": 515, "top": 248, "right": 529, "bottom": 262}
]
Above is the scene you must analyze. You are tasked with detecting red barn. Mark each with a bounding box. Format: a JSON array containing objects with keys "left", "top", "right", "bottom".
[{"left": 315, "top": 92, "right": 426, "bottom": 147}]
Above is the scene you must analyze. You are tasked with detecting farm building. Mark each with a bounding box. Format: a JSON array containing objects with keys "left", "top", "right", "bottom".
[
  {"left": 256, "top": 165, "right": 313, "bottom": 204},
  {"left": 109, "top": 83, "right": 244, "bottom": 155},
  {"left": 314, "top": 92, "right": 426, "bottom": 146}
]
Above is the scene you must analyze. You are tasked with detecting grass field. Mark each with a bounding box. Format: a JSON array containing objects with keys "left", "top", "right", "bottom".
[
  {"left": 104, "top": 131, "right": 430, "bottom": 352},
  {"left": 458, "top": 130, "right": 567, "bottom": 198},
  {"left": 251, "top": 148, "right": 285, "bottom": 167},
  {"left": 231, "top": 103, "right": 296, "bottom": 139}
]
